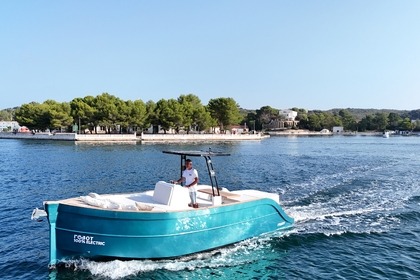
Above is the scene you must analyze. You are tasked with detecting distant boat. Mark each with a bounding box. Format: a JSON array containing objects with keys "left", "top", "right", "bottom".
[
  {"left": 32, "top": 150, "right": 294, "bottom": 267},
  {"left": 383, "top": 131, "right": 390, "bottom": 138}
]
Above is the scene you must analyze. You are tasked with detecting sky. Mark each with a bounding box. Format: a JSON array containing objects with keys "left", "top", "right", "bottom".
[{"left": 1, "top": 1, "right": 420, "bottom": 111}]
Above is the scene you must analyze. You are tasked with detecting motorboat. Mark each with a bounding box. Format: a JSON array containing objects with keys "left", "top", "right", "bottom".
[{"left": 32, "top": 150, "right": 294, "bottom": 267}]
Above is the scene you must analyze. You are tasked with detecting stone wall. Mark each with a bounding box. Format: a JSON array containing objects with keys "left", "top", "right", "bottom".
[
  {"left": 140, "top": 132, "right": 268, "bottom": 143},
  {"left": 0, "top": 132, "right": 137, "bottom": 141},
  {"left": 0, "top": 132, "right": 76, "bottom": 140}
]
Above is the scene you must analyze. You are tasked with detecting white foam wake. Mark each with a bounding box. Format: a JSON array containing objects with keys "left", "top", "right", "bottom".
[{"left": 63, "top": 235, "right": 281, "bottom": 279}]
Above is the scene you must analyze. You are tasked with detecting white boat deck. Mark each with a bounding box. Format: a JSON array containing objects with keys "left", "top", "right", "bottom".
[{"left": 58, "top": 181, "right": 280, "bottom": 212}]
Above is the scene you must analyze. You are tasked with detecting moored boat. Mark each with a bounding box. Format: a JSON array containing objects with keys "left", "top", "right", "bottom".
[{"left": 32, "top": 150, "right": 294, "bottom": 267}]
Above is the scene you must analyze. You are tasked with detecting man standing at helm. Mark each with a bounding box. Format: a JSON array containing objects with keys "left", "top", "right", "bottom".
[{"left": 172, "top": 159, "right": 199, "bottom": 208}]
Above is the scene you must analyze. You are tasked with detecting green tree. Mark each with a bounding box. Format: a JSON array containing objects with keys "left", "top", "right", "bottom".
[
  {"left": 409, "top": 109, "right": 420, "bottom": 120},
  {"left": 358, "top": 115, "right": 375, "bottom": 131},
  {"left": 244, "top": 112, "right": 257, "bottom": 131},
  {"left": 126, "top": 99, "right": 147, "bottom": 132},
  {"left": 207, "top": 97, "right": 242, "bottom": 132},
  {"left": 387, "top": 112, "right": 402, "bottom": 130},
  {"left": 256, "top": 106, "right": 279, "bottom": 130},
  {"left": 195, "top": 106, "right": 213, "bottom": 132},
  {"left": 303, "top": 111, "right": 341, "bottom": 131},
  {"left": 93, "top": 93, "right": 122, "bottom": 133},
  {"left": 116, "top": 100, "right": 131, "bottom": 133},
  {"left": 154, "top": 99, "right": 183, "bottom": 133},
  {"left": 324, "top": 112, "right": 342, "bottom": 130},
  {"left": 295, "top": 108, "right": 309, "bottom": 129},
  {"left": 338, "top": 109, "right": 357, "bottom": 131},
  {"left": 145, "top": 100, "right": 157, "bottom": 130},
  {"left": 15, "top": 100, "right": 72, "bottom": 131},
  {"left": 15, "top": 102, "right": 40, "bottom": 130},
  {"left": 373, "top": 113, "right": 388, "bottom": 131},
  {"left": 307, "top": 113, "right": 323, "bottom": 131},
  {"left": 178, "top": 94, "right": 211, "bottom": 133},
  {"left": 400, "top": 117, "right": 413, "bottom": 130},
  {"left": 413, "top": 120, "right": 420, "bottom": 131},
  {"left": 44, "top": 100, "right": 73, "bottom": 131},
  {"left": 168, "top": 99, "right": 183, "bottom": 132},
  {"left": 0, "top": 109, "right": 14, "bottom": 121},
  {"left": 70, "top": 96, "right": 97, "bottom": 133},
  {"left": 15, "top": 102, "right": 48, "bottom": 131}
]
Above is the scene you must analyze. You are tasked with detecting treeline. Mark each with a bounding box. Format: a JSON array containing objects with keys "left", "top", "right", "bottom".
[
  {"left": 1, "top": 93, "right": 419, "bottom": 133},
  {"left": 296, "top": 109, "right": 419, "bottom": 132},
  {"left": 3, "top": 93, "right": 242, "bottom": 134},
  {"left": 244, "top": 107, "right": 420, "bottom": 132}
]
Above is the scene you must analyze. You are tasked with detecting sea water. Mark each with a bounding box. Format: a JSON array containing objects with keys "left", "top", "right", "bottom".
[{"left": 0, "top": 136, "right": 419, "bottom": 279}]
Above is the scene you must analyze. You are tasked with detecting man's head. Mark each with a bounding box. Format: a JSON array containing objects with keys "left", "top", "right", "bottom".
[{"left": 185, "top": 159, "right": 193, "bottom": 169}]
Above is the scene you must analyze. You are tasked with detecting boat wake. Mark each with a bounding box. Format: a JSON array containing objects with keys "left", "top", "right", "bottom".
[
  {"left": 56, "top": 235, "right": 283, "bottom": 279},
  {"left": 282, "top": 161, "right": 419, "bottom": 237}
]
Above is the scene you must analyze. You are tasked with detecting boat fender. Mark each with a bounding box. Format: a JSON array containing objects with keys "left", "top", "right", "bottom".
[{"left": 31, "top": 207, "right": 47, "bottom": 221}]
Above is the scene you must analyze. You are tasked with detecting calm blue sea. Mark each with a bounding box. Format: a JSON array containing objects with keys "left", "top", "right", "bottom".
[{"left": 0, "top": 136, "right": 419, "bottom": 280}]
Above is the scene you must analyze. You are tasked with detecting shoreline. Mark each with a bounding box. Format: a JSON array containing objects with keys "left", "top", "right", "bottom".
[
  {"left": 1, "top": 130, "right": 417, "bottom": 142},
  {"left": 139, "top": 132, "right": 268, "bottom": 143},
  {"left": 267, "top": 130, "right": 419, "bottom": 137},
  {"left": 0, "top": 132, "right": 269, "bottom": 142},
  {"left": 266, "top": 130, "right": 383, "bottom": 137}
]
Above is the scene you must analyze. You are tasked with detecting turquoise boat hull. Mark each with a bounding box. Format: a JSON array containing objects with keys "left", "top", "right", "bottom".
[{"left": 45, "top": 198, "right": 293, "bottom": 266}]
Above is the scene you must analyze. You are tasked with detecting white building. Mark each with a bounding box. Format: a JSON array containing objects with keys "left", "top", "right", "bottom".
[
  {"left": 264, "top": 109, "right": 299, "bottom": 130},
  {"left": 280, "top": 109, "right": 298, "bottom": 121},
  {"left": 0, "top": 121, "right": 20, "bottom": 132},
  {"left": 332, "top": 126, "right": 344, "bottom": 134}
]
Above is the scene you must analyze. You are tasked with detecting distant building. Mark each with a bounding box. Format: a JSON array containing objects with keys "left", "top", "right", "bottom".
[
  {"left": 144, "top": 125, "right": 177, "bottom": 134},
  {"left": 19, "top": 126, "right": 30, "bottom": 132},
  {"left": 230, "top": 125, "right": 248, "bottom": 134},
  {"left": 280, "top": 109, "right": 298, "bottom": 121},
  {"left": 0, "top": 121, "right": 20, "bottom": 132},
  {"left": 264, "top": 109, "right": 299, "bottom": 130},
  {"left": 332, "top": 126, "right": 344, "bottom": 134}
]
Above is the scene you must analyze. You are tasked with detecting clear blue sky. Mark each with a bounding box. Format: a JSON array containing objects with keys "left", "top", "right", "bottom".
[{"left": 1, "top": 1, "right": 420, "bottom": 111}]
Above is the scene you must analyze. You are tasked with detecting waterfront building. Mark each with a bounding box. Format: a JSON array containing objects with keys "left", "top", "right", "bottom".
[{"left": 0, "top": 121, "right": 20, "bottom": 132}]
